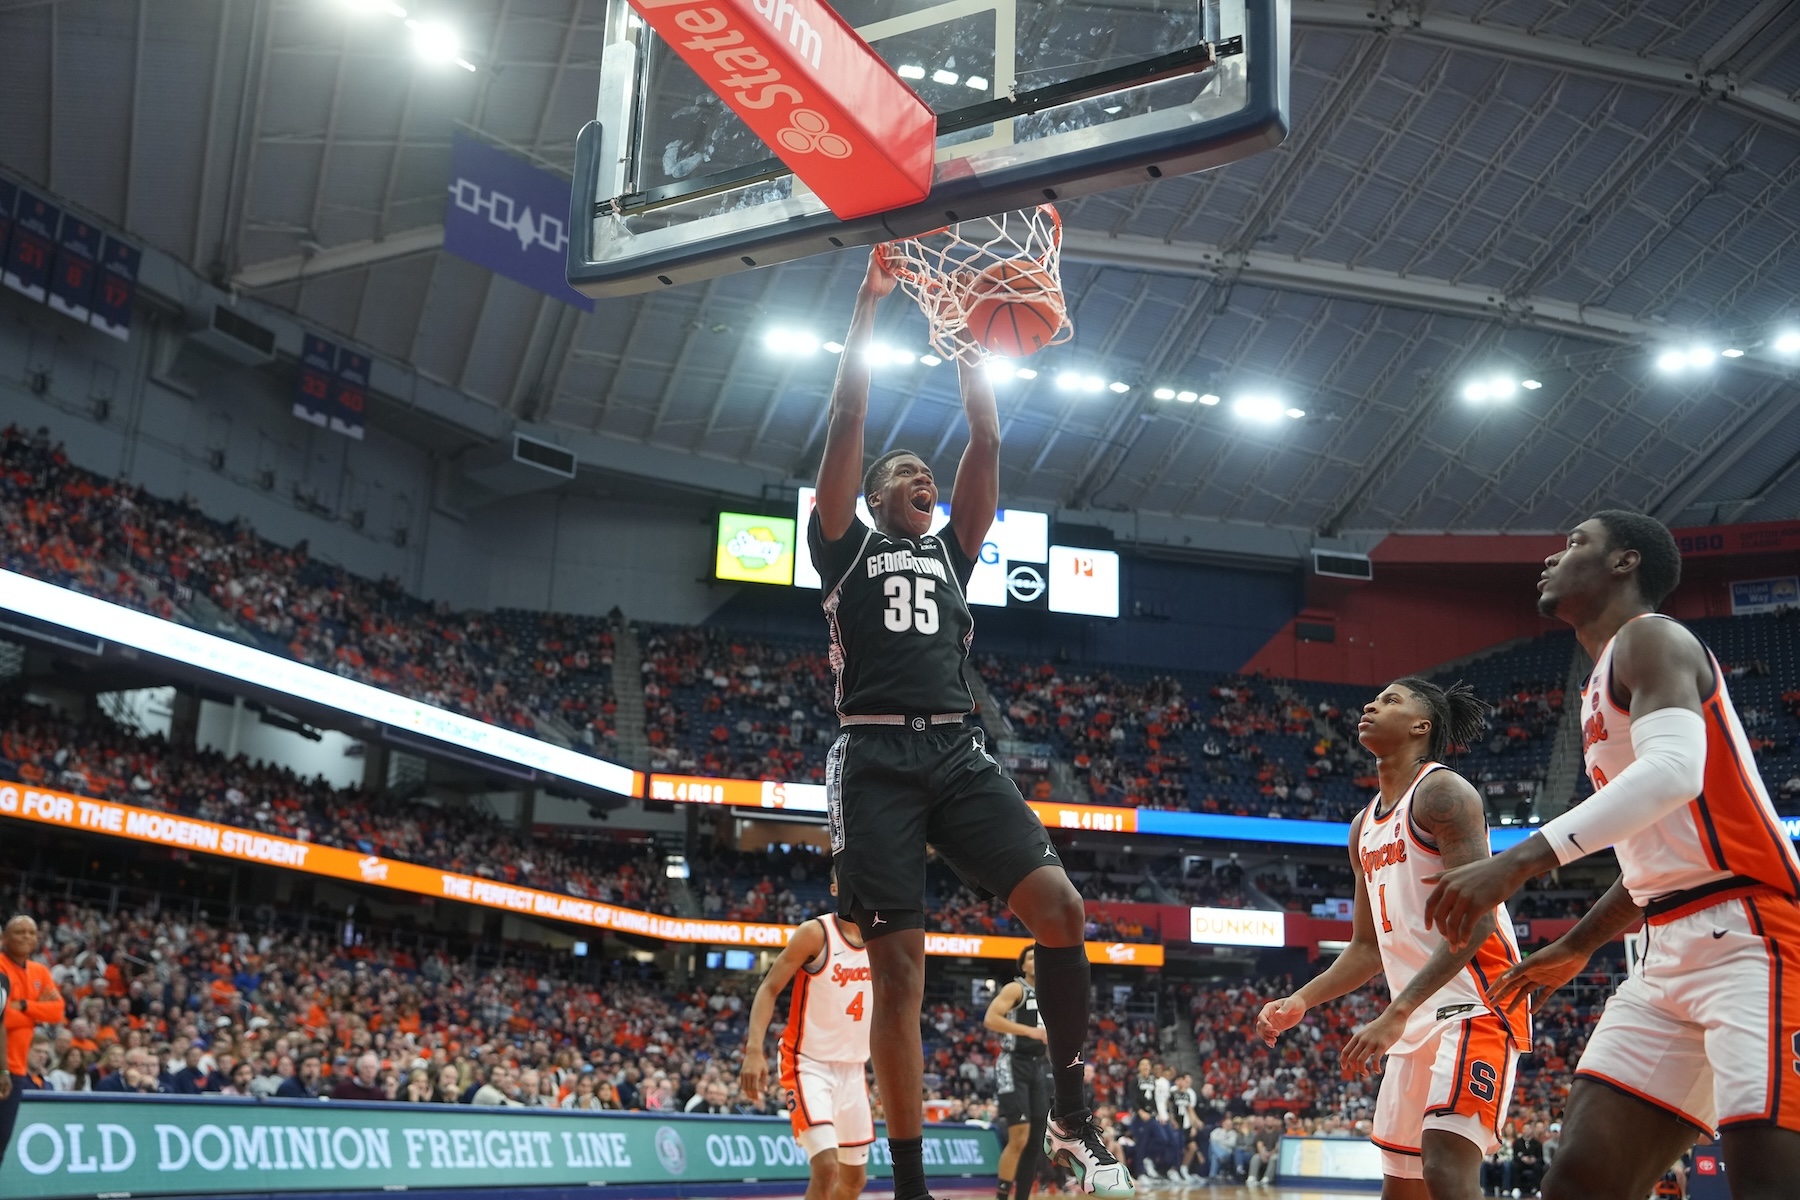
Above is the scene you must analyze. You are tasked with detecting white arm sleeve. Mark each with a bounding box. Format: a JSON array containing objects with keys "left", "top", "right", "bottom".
[{"left": 1539, "top": 707, "right": 1707, "bottom": 865}]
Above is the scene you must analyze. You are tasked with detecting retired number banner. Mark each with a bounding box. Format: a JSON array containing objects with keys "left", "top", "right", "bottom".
[{"left": 0, "top": 1095, "right": 996, "bottom": 1199}]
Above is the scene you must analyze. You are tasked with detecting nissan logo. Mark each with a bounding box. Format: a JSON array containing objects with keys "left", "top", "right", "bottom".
[{"left": 1007, "top": 565, "right": 1045, "bottom": 603}]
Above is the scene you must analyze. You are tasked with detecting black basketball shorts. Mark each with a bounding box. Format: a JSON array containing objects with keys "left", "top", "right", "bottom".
[
  {"left": 826, "top": 724, "right": 1057, "bottom": 938},
  {"left": 995, "top": 1053, "right": 1052, "bottom": 1128}
]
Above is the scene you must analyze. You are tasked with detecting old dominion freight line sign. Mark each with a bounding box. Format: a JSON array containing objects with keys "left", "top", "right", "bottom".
[{"left": 1, "top": 1096, "right": 996, "bottom": 1199}]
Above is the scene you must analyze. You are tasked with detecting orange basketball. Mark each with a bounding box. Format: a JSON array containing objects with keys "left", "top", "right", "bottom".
[{"left": 964, "top": 260, "right": 1063, "bottom": 358}]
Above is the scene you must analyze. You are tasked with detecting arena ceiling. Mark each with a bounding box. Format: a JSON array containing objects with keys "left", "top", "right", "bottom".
[{"left": 2, "top": 0, "right": 1799, "bottom": 536}]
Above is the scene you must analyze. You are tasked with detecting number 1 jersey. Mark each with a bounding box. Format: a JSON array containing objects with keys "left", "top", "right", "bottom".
[{"left": 808, "top": 511, "right": 978, "bottom": 717}]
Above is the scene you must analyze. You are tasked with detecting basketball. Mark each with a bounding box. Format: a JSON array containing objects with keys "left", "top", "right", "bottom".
[{"left": 964, "top": 259, "right": 1065, "bottom": 358}]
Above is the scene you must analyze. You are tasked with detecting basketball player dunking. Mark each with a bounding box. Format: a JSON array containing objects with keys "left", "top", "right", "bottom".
[
  {"left": 742, "top": 877, "right": 874, "bottom": 1200},
  {"left": 985, "top": 946, "right": 1052, "bottom": 1200},
  {"left": 1425, "top": 511, "right": 1800, "bottom": 1200},
  {"left": 808, "top": 254, "right": 1131, "bottom": 1200},
  {"left": 1258, "top": 679, "right": 1529, "bottom": 1200}
]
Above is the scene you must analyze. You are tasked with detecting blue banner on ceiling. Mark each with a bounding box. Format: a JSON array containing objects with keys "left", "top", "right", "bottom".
[
  {"left": 2, "top": 190, "right": 59, "bottom": 303},
  {"left": 333, "top": 348, "right": 370, "bottom": 440},
  {"left": 444, "top": 132, "right": 595, "bottom": 312},
  {"left": 295, "top": 333, "right": 338, "bottom": 430},
  {"left": 48, "top": 216, "right": 103, "bottom": 322},
  {"left": 90, "top": 236, "right": 141, "bottom": 341}
]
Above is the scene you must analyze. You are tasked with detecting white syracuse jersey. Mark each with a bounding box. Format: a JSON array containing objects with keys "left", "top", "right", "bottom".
[
  {"left": 1357, "top": 763, "right": 1530, "bottom": 1054},
  {"left": 1581, "top": 614, "right": 1800, "bottom": 907},
  {"left": 779, "top": 915, "right": 872, "bottom": 1068}
]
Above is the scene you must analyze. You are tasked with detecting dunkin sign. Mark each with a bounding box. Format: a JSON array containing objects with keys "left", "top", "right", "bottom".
[{"left": 630, "top": 0, "right": 936, "bottom": 219}]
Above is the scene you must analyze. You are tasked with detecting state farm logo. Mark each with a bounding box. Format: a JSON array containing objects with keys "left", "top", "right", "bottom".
[
  {"left": 358, "top": 855, "right": 389, "bottom": 882},
  {"left": 777, "top": 109, "right": 850, "bottom": 158}
]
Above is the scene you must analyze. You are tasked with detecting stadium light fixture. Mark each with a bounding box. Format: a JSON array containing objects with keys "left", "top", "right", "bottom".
[
  {"left": 920, "top": 354, "right": 943, "bottom": 367},
  {"left": 1284, "top": 407, "right": 1305, "bottom": 420},
  {"left": 1721, "top": 348, "right": 1744, "bottom": 358},
  {"left": 1654, "top": 349, "right": 1687, "bottom": 374},
  {"left": 1775, "top": 330, "right": 1800, "bottom": 355},
  {"left": 1015, "top": 368, "right": 1037, "bottom": 380},
  {"left": 1108, "top": 381, "right": 1130, "bottom": 394},
  {"left": 966, "top": 76, "right": 988, "bottom": 90},
  {"left": 408, "top": 19, "right": 476, "bottom": 69},
  {"left": 985, "top": 360, "right": 1015, "bottom": 381},
  {"left": 1462, "top": 381, "right": 1489, "bottom": 402},
  {"left": 822, "top": 341, "right": 844, "bottom": 354},
  {"left": 1081, "top": 375, "right": 1106, "bottom": 393},
  {"left": 1174, "top": 390, "right": 1197, "bottom": 403},
  {"left": 1521, "top": 379, "right": 1542, "bottom": 390},
  {"left": 932, "top": 69, "right": 959, "bottom": 85},
  {"left": 1686, "top": 345, "right": 1716, "bottom": 368},
  {"left": 1489, "top": 377, "right": 1518, "bottom": 401},
  {"left": 898, "top": 64, "right": 926, "bottom": 80},
  {"left": 1198, "top": 393, "right": 1220, "bottom": 405},
  {"left": 1153, "top": 387, "right": 1176, "bottom": 400},
  {"left": 1233, "top": 395, "right": 1283, "bottom": 423}
]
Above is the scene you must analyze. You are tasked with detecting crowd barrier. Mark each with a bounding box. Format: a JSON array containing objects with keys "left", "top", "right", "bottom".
[{"left": 0, "top": 1094, "right": 997, "bottom": 1200}]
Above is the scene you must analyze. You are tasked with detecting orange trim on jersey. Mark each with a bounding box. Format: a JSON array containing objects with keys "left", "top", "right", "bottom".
[
  {"left": 1698, "top": 698, "right": 1800, "bottom": 898},
  {"left": 1465, "top": 937, "right": 1531, "bottom": 1050},
  {"left": 1370, "top": 1134, "right": 1421, "bottom": 1156},
  {"left": 1574, "top": 1069, "right": 1714, "bottom": 1136},
  {"left": 1732, "top": 896, "right": 1800, "bottom": 1133}
]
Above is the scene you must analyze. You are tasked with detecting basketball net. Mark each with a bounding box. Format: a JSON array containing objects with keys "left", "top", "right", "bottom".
[{"left": 875, "top": 205, "right": 1072, "bottom": 362}]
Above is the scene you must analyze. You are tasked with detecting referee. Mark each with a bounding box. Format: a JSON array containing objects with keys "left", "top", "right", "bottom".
[
  {"left": 1, "top": 915, "right": 64, "bottom": 1167},
  {"left": 808, "top": 254, "right": 1131, "bottom": 1200},
  {"left": 985, "top": 947, "right": 1052, "bottom": 1200}
]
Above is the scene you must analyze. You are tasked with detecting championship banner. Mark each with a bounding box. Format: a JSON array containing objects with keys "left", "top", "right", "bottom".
[
  {"left": 444, "top": 133, "right": 595, "bottom": 311},
  {"left": 0, "top": 1095, "right": 997, "bottom": 1199},
  {"left": 47, "top": 215, "right": 102, "bottom": 322},
  {"left": 332, "top": 347, "right": 370, "bottom": 440},
  {"left": 628, "top": 0, "right": 936, "bottom": 219},
  {"left": 0, "top": 780, "right": 1162, "bottom": 966},
  {"left": 2, "top": 189, "right": 59, "bottom": 302},
  {"left": 89, "top": 236, "right": 140, "bottom": 341},
  {"left": 294, "top": 334, "right": 338, "bottom": 430}
]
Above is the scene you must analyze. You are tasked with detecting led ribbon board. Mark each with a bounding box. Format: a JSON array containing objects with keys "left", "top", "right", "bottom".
[
  {"left": 0, "top": 570, "right": 641, "bottom": 798},
  {"left": 0, "top": 781, "right": 1161, "bottom": 965}
]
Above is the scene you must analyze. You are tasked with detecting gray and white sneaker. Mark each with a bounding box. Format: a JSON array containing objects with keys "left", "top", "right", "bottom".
[{"left": 1045, "top": 1112, "right": 1135, "bottom": 1198}]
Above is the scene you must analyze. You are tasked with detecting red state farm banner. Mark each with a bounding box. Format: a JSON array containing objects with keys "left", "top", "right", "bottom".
[
  {"left": 630, "top": 0, "right": 936, "bottom": 219},
  {"left": 0, "top": 781, "right": 1162, "bottom": 965}
]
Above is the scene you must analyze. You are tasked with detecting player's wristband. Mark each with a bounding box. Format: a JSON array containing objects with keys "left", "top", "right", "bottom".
[{"left": 1539, "top": 707, "right": 1705, "bottom": 865}]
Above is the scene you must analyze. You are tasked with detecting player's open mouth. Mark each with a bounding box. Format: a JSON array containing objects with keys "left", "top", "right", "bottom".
[{"left": 910, "top": 493, "right": 933, "bottom": 513}]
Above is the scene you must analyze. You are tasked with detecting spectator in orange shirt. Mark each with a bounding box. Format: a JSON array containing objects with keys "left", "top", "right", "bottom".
[{"left": 2, "top": 915, "right": 66, "bottom": 1167}]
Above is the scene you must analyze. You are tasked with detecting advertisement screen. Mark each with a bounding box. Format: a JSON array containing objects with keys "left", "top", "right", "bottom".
[
  {"left": 1049, "top": 546, "right": 1121, "bottom": 617},
  {"left": 715, "top": 512, "right": 797, "bottom": 585},
  {"left": 1190, "top": 907, "right": 1285, "bottom": 947}
]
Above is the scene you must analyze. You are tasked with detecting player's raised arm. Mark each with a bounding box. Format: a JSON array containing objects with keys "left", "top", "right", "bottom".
[
  {"left": 1425, "top": 618, "right": 1709, "bottom": 946},
  {"left": 816, "top": 255, "right": 896, "bottom": 542},
  {"left": 739, "top": 917, "right": 827, "bottom": 1100},
  {"left": 948, "top": 353, "right": 1000, "bottom": 562}
]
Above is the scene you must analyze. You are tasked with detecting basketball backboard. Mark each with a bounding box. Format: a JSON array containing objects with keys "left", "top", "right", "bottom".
[{"left": 568, "top": 0, "right": 1289, "bottom": 298}]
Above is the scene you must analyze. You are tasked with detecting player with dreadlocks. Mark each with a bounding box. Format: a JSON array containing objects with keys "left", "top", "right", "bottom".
[{"left": 1257, "top": 679, "right": 1529, "bottom": 1200}]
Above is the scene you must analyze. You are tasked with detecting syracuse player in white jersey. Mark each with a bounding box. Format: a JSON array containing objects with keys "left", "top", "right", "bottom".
[
  {"left": 1259, "top": 677, "right": 1528, "bottom": 1200},
  {"left": 1426, "top": 511, "right": 1800, "bottom": 1200},
  {"left": 743, "top": 877, "right": 874, "bottom": 1200}
]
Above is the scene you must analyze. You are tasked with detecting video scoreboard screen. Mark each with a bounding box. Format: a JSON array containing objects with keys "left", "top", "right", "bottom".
[{"left": 789, "top": 488, "right": 1118, "bottom": 617}]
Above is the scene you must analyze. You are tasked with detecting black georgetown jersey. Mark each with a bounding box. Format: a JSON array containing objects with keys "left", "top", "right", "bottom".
[
  {"left": 808, "top": 510, "right": 978, "bottom": 717},
  {"left": 1001, "top": 979, "right": 1044, "bottom": 1057}
]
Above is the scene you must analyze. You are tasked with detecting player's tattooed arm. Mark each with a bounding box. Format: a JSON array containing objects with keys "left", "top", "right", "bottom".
[{"left": 1387, "top": 769, "right": 1499, "bottom": 1019}]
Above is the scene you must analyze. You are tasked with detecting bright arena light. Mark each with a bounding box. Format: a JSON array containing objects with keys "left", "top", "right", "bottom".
[
  {"left": 1521, "top": 379, "right": 1543, "bottom": 390},
  {"left": 1775, "top": 330, "right": 1800, "bottom": 354},
  {"left": 1108, "top": 381, "right": 1130, "bottom": 394},
  {"left": 1462, "top": 381, "right": 1489, "bottom": 402},
  {"left": 920, "top": 354, "right": 943, "bottom": 367},
  {"left": 1175, "top": 390, "right": 1197, "bottom": 403},
  {"left": 408, "top": 18, "right": 475, "bottom": 69},
  {"left": 932, "top": 69, "right": 959, "bottom": 85},
  {"left": 1284, "top": 407, "right": 1306, "bottom": 420},
  {"left": 822, "top": 341, "right": 844, "bottom": 354},
  {"left": 1015, "top": 368, "right": 1037, "bottom": 380},
  {"left": 1489, "top": 377, "right": 1518, "bottom": 400},
  {"left": 1686, "top": 345, "right": 1716, "bottom": 368},
  {"left": 1056, "top": 372, "right": 1081, "bottom": 391},
  {"left": 1721, "top": 348, "right": 1744, "bottom": 358},
  {"left": 1198, "top": 393, "right": 1220, "bottom": 405},
  {"left": 898, "top": 64, "right": 926, "bottom": 80},
  {"left": 965, "top": 75, "right": 988, "bottom": 90},
  {"left": 1655, "top": 349, "right": 1687, "bottom": 373},
  {"left": 764, "top": 329, "right": 820, "bottom": 355},
  {"left": 1153, "top": 387, "right": 1176, "bottom": 400},
  {"left": 985, "top": 360, "right": 1016, "bottom": 381},
  {"left": 1233, "top": 395, "right": 1283, "bottom": 422}
]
